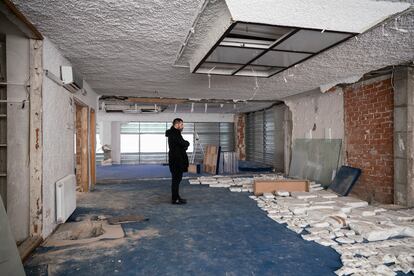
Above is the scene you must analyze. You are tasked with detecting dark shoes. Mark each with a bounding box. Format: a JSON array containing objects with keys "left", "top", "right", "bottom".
[{"left": 171, "top": 198, "right": 187, "bottom": 205}]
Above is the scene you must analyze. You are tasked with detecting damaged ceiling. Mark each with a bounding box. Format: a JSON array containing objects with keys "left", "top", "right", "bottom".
[
  {"left": 11, "top": 0, "right": 414, "bottom": 103},
  {"left": 100, "top": 96, "right": 277, "bottom": 114}
]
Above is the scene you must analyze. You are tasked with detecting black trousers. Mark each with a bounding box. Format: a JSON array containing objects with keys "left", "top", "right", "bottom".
[{"left": 171, "top": 169, "right": 183, "bottom": 201}]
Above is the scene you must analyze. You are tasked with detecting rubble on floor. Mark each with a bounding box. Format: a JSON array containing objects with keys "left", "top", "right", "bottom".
[
  {"left": 190, "top": 174, "right": 326, "bottom": 193},
  {"left": 189, "top": 175, "right": 414, "bottom": 275}
]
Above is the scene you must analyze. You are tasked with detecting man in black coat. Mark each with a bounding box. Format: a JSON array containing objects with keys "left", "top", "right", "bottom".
[{"left": 165, "top": 118, "right": 190, "bottom": 204}]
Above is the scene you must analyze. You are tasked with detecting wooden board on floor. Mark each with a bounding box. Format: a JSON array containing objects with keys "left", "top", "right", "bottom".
[
  {"left": 254, "top": 179, "right": 309, "bottom": 196},
  {"left": 203, "top": 145, "right": 220, "bottom": 174}
]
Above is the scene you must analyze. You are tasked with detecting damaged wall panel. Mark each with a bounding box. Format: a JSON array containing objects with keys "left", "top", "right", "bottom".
[
  {"left": 29, "top": 39, "right": 43, "bottom": 237},
  {"left": 284, "top": 88, "right": 344, "bottom": 141}
]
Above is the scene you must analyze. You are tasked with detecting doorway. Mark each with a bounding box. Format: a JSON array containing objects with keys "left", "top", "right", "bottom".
[{"left": 75, "top": 101, "right": 89, "bottom": 192}]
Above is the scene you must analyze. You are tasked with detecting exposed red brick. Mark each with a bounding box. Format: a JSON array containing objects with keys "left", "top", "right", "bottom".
[
  {"left": 235, "top": 114, "right": 246, "bottom": 160},
  {"left": 344, "top": 78, "right": 394, "bottom": 204}
]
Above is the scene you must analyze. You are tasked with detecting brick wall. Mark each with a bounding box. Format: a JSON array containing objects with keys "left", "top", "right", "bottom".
[
  {"left": 344, "top": 77, "right": 394, "bottom": 204},
  {"left": 235, "top": 114, "right": 246, "bottom": 160}
]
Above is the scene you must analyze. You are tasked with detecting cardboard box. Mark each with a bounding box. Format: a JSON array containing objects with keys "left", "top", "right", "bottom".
[
  {"left": 253, "top": 179, "right": 309, "bottom": 196},
  {"left": 188, "top": 163, "right": 201, "bottom": 174}
]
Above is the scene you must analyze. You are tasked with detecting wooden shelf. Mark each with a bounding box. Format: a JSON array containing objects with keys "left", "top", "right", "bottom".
[
  {"left": 0, "top": 144, "right": 6, "bottom": 147},
  {"left": 0, "top": 174, "right": 7, "bottom": 177},
  {"left": 0, "top": 114, "right": 6, "bottom": 118}
]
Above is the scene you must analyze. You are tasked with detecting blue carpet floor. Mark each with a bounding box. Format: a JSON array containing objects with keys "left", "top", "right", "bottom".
[
  {"left": 25, "top": 180, "right": 342, "bottom": 276},
  {"left": 96, "top": 164, "right": 253, "bottom": 183},
  {"left": 97, "top": 164, "right": 174, "bottom": 181}
]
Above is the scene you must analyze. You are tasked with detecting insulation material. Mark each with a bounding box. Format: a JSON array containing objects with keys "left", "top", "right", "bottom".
[
  {"left": 11, "top": 1, "right": 414, "bottom": 102},
  {"left": 225, "top": 0, "right": 410, "bottom": 33}
]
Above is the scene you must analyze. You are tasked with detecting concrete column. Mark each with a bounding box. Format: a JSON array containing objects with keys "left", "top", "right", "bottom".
[
  {"left": 394, "top": 67, "right": 414, "bottom": 207},
  {"left": 101, "top": 121, "right": 111, "bottom": 146},
  {"left": 111, "top": 122, "right": 121, "bottom": 164},
  {"left": 284, "top": 105, "right": 292, "bottom": 175}
]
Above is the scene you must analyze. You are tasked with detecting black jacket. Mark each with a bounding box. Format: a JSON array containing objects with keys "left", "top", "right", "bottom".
[{"left": 165, "top": 127, "right": 190, "bottom": 172}]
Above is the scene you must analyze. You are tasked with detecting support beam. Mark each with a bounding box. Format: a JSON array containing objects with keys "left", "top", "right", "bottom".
[
  {"left": 29, "top": 39, "right": 43, "bottom": 236},
  {"left": 126, "top": 97, "right": 279, "bottom": 105},
  {"left": 394, "top": 66, "right": 414, "bottom": 207},
  {"left": 81, "top": 107, "right": 88, "bottom": 192},
  {"left": 90, "top": 109, "right": 96, "bottom": 191}
]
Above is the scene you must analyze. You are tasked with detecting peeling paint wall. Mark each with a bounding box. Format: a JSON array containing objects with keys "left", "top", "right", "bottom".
[
  {"left": 284, "top": 88, "right": 344, "bottom": 141},
  {"left": 3, "top": 13, "right": 30, "bottom": 242},
  {"left": 42, "top": 38, "right": 98, "bottom": 237}
]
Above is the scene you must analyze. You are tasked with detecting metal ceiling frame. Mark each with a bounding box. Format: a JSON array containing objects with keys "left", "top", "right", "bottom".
[{"left": 193, "top": 21, "right": 357, "bottom": 78}]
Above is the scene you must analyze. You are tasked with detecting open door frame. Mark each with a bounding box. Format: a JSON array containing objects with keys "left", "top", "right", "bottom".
[
  {"left": 89, "top": 108, "right": 96, "bottom": 191},
  {"left": 75, "top": 101, "right": 89, "bottom": 192}
]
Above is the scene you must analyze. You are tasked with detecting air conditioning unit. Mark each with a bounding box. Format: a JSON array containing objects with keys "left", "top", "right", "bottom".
[{"left": 60, "top": 66, "right": 82, "bottom": 93}]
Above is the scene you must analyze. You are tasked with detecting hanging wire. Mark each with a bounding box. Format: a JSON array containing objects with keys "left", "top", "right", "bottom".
[
  {"left": 207, "top": 66, "right": 216, "bottom": 89},
  {"left": 249, "top": 67, "right": 260, "bottom": 100}
]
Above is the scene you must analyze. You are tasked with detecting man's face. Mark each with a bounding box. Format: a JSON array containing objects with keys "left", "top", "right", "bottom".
[{"left": 175, "top": 122, "right": 184, "bottom": 132}]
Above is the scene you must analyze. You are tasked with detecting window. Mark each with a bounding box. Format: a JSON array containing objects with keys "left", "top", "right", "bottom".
[
  {"left": 120, "top": 134, "right": 139, "bottom": 153},
  {"left": 118, "top": 122, "right": 233, "bottom": 164}
]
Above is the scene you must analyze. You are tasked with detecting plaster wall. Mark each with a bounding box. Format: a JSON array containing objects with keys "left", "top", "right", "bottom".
[
  {"left": 284, "top": 88, "right": 344, "bottom": 141},
  {"left": 41, "top": 38, "right": 98, "bottom": 237},
  {"left": 5, "top": 28, "right": 30, "bottom": 241}
]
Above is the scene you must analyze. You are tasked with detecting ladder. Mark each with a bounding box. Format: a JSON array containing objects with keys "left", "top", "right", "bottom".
[{"left": 190, "top": 132, "right": 204, "bottom": 164}]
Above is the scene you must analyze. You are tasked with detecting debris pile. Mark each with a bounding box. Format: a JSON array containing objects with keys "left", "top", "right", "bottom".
[
  {"left": 249, "top": 191, "right": 414, "bottom": 275},
  {"left": 189, "top": 174, "right": 324, "bottom": 193},
  {"left": 189, "top": 175, "right": 414, "bottom": 275}
]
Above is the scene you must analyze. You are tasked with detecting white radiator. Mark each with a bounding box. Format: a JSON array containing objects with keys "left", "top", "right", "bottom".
[{"left": 56, "top": 174, "right": 76, "bottom": 224}]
